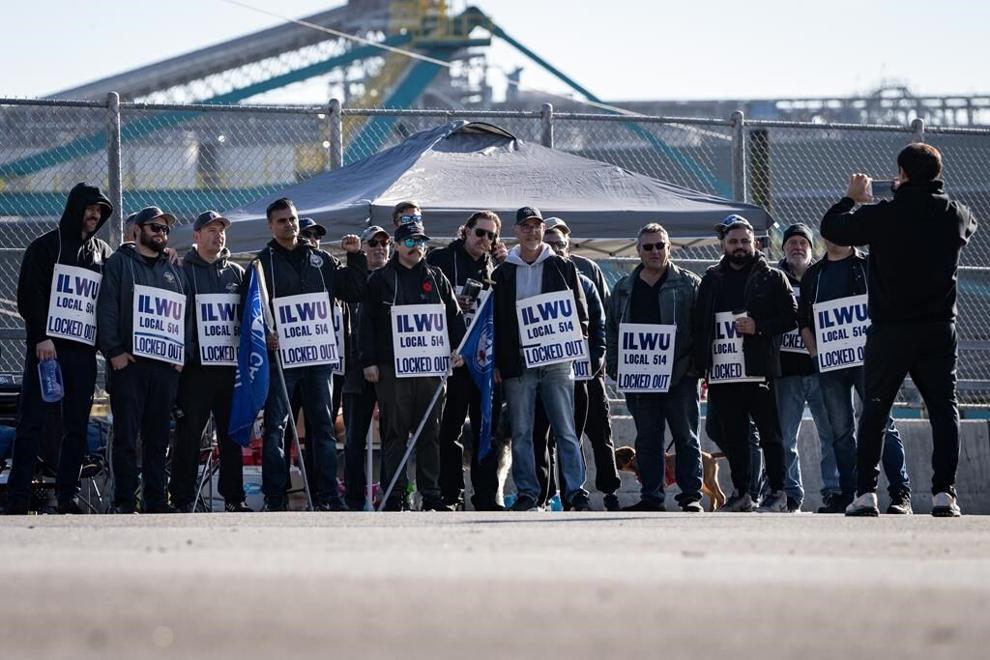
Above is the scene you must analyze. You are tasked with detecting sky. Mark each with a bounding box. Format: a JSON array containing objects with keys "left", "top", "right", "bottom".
[{"left": 2, "top": 0, "right": 988, "bottom": 106}]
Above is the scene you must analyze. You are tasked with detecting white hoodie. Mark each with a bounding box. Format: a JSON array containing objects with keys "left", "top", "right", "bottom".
[{"left": 507, "top": 243, "right": 553, "bottom": 301}]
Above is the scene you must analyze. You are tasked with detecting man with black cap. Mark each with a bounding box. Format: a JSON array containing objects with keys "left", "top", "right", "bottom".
[
  {"left": 168, "top": 211, "right": 249, "bottom": 513},
  {"left": 492, "top": 206, "right": 590, "bottom": 512},
  {"left": 360, "top": 222, "right": 465, "bottom": 511},
  {"left": 426, "top": 210, "right": 503, "bottom": 510},
  {"left": 98, "top": 205, "right": 189, "bottom": 513},
  {"left": 771, "top": 223, "right": 836, "bottom": 512},
  {"left": 5, "top": 183, "right": 114, "bottom": 514},
  {"left": 799, "top": 236, "right": 912, "bottom": 514},
  {"left": 341, "top": 224, "right": 391, "bottom": 509},
  {"left": 693, "top": 214, "right": 796, "bottom": 513},
  {"left": 298, "top": 217, "right": 327, "bottom": 250},
  {"left": 820, "top": 144, "right": 974, "bottom": 516},
  {"left": 256, "top": 198, "right": 366, "bottom": 512}
]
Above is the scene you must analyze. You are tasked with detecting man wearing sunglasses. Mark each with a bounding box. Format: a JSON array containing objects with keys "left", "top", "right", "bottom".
[
  {"left": 391, "top": 201, "right": 422, "bottom": 227},
  {"left": 340, "top": 225, "right": 391, "bottom": 509},
  {"left": 97, "top": 206, "right": 190, "bottom": 513},
  {"left": 493, "top": 207, "right": 591, "bottom": 512},
  {"left": 255, "top": 198, "right": 367, "bottom": 512},
  {"left": 298, "top": 217, "right": 327, "bottom": 250},
  {"left": 426, "top": 211, "right": 503, "bottom": 510},
  {"left": 360, "top": 222, "right": 465, "bottom": 511},
  {"left": 607, "top": 223, "right": 705, "bottom": 512}
]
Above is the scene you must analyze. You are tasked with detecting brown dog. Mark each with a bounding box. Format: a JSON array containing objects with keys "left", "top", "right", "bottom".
[{"left": 614, "top": 446, "right": 727, "bottom": 511}]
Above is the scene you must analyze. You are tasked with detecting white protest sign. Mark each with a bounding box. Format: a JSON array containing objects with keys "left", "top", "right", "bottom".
[
  {"left": 572, "top": 339, "right": 593, "bottom": 381},
  {"left": 709, "top": 311, "right": 764, "bottom": 384},
  {"left": 515, "top": 290, "right": 586, "bottom": 368},
  {"left": 46, "top": 264, "right": 101, "bottom": 346},
  {"left": 780, "top": 288, "right": 808, "bottom": 355},
  {"left": 391, "top": 303, "right": 450, "bottom": 378},
  {"left": 132, "top": 284, "right": 186, "bottom": 366},
  {"left": 331, "top": 303, "right": 345, "bottom": 376},
  {"left": 617, "top": 322, "right": 677, "bottom": 393},
  {"left": 195, "top": 293, "right": 239, "bottom": 366},
  {"left": 273, "top": 292, "right": 337, "bottom": 369},
  {"left": 813, "top": 294, "right": 870, "bottom": 373}
]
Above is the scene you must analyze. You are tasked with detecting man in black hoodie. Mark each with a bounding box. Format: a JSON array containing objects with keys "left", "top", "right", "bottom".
[
  {"left": 98, "top": 205, "right": 189, "bottom": 514},
  {"left": 821, "top": 144, "right": 977, "bottom": 517},
  {"left": 256, "top": 198, "right": 367, "bottom": 512},
  {"left": 693, "top": 215, "right": 797, "bottom": 513},
  {"left": 6, "top": 183, "right": 113, "bottom": 514},
  {"left": 426, "top": 210, "right": 502, "bottom": 510},
  {"left": 169, "top": 211, "right": 249, "bottom": 513}
]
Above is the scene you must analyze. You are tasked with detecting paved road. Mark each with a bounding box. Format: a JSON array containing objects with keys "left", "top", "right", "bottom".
[{"left": 2, "top": 512, "right": 989, "bottom": 659}]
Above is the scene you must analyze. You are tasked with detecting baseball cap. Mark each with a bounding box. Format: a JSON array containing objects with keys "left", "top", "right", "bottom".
[
  {"left": 543, "top": 217, "right": 570, "bottom": 235},
  {"left": 515, "top": 206, "right": 543, "bottom": 225},
  {"left": 193, "top": 210, "right": 231, "bottom": 231},
  {"left": 715, "top": 213, "right": 754, "bottom": 237},
  {"left": 360, "top": 225, "right": 389, "bottom": 243},
  {"left": 298, "top": 217, "right": 327, "bottom": 237},
  {"left": 127, "top": 206, "right": 177, "bottom": 227},
  {"left": 394, "top": 222, "right": 430, "bottom": 242}
]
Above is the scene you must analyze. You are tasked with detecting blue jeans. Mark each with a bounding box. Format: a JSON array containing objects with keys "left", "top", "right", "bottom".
[
  {"left": 625, "top": 378, "right": 703, "bottom": 505},
  {"left": 504, "top": 362, "right": 587, "bottom": 502},
  {"left": 774, "top": 373, "right": 835, "bottom": 505},
  {"left": 818, "top": 365, "right": 911, "bottom": 496},
  {"left": 262, "top": 363, "right": 339, "bottom": 506}
]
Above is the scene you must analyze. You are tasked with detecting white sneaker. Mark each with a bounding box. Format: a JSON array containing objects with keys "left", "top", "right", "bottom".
[
  {"left": 845, "top": 492, "right": 879, "bottom": 517},
  {"left": 932, "top": 492, "right": 962, "bottom": 517},
  {"left": 756, "top": 490, "right": 788, "bottom": 513}
]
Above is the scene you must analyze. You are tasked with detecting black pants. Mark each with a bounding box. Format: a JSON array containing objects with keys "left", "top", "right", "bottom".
[
  {"left": 581, "top": 375, "right": 621, "bottom": 494},
  {"left": 375, "top": 364, "right": 444, "bottom": 509},
  {"left": 858, "top": 321, "right": 959, "bottom": 496},
  {"left": 170, "top": 364, "right": 244, "bottom": 508},
  {"left": 8, "top": 346, "right": 97, "bottom": 508},
  {"left": 534, "top": 380, "right": 589, "bottom": 506},
  {"left": 342, "top": 381, "right": 381, "bottom": 508},
  {"left": 707, "top": 380, "right": 785, "bottom": 494},
  {"left": 437, "top": 366, "right": 501, "bottom": 508},
  {"left": 109, "top": 359, "right": 180, "bottom": 510}
]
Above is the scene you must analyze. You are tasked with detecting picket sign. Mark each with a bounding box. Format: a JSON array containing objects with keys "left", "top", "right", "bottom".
[
  {"left": 813, "top": 294, "right": 870, "bottom": 373},
  {"left": 132, "top": 284, "right": 186, "bottom": 366},
  {"left": 272, "top": 292, "right": 338, "bottom": 369},
  {"left": 391, "top": 303, "right": 450, "bottom": 378},
  {"left": 515, "top": 290, "right": 586, "bottom": 369},
  {"left": 709, "top": 311, "right": 764, "bottom": 384},
  {"left": 46, "top": 264, "right": 101, "bottom": 346},
  {"left": 196, "top": 293, "right": 240, "bottom": 366},
  {"left": 616, "top": 322, "right": 677, "bottom": 393}
]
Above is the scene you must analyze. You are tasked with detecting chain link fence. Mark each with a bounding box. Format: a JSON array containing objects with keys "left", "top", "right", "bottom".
[{"left": 2, "top": 96, "right": 989, "bottom": 407}]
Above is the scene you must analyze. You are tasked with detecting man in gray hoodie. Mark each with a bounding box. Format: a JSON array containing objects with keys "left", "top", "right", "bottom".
[{"left": 97, "top": 206, "right": 190, "bottom": 514}]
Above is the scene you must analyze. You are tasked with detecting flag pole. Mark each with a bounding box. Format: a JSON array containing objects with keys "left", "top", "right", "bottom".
[{"left": 253, "top": 260, "right": 314, "bottom": 512}]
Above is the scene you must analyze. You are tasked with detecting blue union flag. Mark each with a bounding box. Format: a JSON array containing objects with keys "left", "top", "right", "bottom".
[
  {"left": 229, "top": 267, "right": 270, "bottom": 447},
  {"left": 461, "top": 293, "right": 495, "bottom": 460}
]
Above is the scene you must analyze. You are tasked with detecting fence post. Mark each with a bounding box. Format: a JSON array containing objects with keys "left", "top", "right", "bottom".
[
  {"left": 329, "top": 98, "right": 343, "bottom": 170},
  {"left": 911, "top": 117, "right": 926, "bottom": 144},
  {"left": 106, "top": 92, "right": 123, "bottom": 248},
  {"left": 540, "top": 102, "right": 554, "bottom": 148},
  {"left": 730, "top": 110, "right": 747, "bottom": 203}
]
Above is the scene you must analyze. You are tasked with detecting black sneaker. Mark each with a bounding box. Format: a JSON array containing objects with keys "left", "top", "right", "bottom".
[
  {"left": 224, "top": 501, "right": 253, "bottom": 513},
  {"left": 622, "top": 499, "right": 665, "bottom": 512},
  {"left": 471, "top": 496, "right": 504, "bottom": 512},
  {"left": 818, "top": 493, "right": 853, "bottom": 514},
  {"left": 786, "top": 496, "right": 802, "bottom": 513},
  {"left": 143, "top": 503, "right": 178, "bottom": 514},
  {"left": 56, "top": 498, "right": 85, "bottom": 515},
  {"left": 3, "top": 502, "right": 31, "bottom": 515},
  {"left": 603, "top": 493, "right": 621, "bottom": 511},
  {"left": 886, "top": 491, "right": 913, "bottom": 515},
  {"left": 509, "top": 494, "right": 541, "bottom": 512},
  {"left": 570, "top": 494, "right": 592, "bottom": 512},
  {"left": 421, "top": 499, "right": 455, "bottom": 512},
  {"left": 720, "top": 491, "right": 755, "bottom": 513},
  {"left": 262, "top": 500, "right": 287, "bottom": 512},
  {"left": 680, "top": 500, "right": 704, "bottom": 513},
  {"left": 316, "top": 500, "right": 349, "bottom": 512},
  {"left": 113, "top": 503, "right": 138, "bottom": 514}
]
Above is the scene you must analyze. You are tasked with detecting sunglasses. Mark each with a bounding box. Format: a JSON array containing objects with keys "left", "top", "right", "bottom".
[
  {"left": 144, "top": 222, "right": 171, "bottom": 235},
  {"left": 367, "top": 237, "right": 391, "bottom": 248},
  {"left": 402, "top": 237, "right": 428, "bottom": 248},
  {"left": 398, "top": 214, "right": 423, "bottom": 224},
  {"left": 641, "top": 241, "right": 667, "bottom": 252},
  {"left": 472, "top": 227, "right": 497, "bottom": 241},
  {"left": 300, "top": 231, "right": 319, "bottom": 240},
  {"left": 545, "top": 240, "right": 567, "bottom": 249}
]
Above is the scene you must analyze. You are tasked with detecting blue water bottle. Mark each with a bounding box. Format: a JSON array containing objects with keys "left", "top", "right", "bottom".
[{"left": 38, "top": 358, "right": 64, "bottom": 403}]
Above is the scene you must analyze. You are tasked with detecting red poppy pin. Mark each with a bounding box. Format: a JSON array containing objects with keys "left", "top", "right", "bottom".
[{"left": 422, "top": 280, "right": 433, "bottom": 293}]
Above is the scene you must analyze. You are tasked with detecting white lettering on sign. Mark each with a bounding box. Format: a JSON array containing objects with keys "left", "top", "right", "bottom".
[
  {"left": 780, "top": 288, "right": 808, "bottom": 355},
  {"left": 617, "top": 322, "right": 677, "bottom": 393},
  {"left": 709, "top": 311, "right": 764, "bottom": 384},
  {"left": 391, "top": 303, "right": 449, "bottom": 378},
  {"left": 132, "top": 284, "right": 186, "bottom": 366},
  {"left": 196, "top": 293, "right": 240, "bottom": 366},
  {"left": 515, "top": 290, "right": 586, "bottom": 368},
  {"left": 273, "top": 292, "right": 338, "bottom": 369},
  {"left": 46, "top": 264, "right": 102, "bottom": 346},
  {"left": 572, "top": 339, "right": 593, "bottom": 381},
  {"left": 813, "top": 294, "right": 870, "bottom": 373}
]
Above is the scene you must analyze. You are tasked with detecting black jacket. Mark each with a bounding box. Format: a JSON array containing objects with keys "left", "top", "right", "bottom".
[
  {"left": 820, "top": 180, "right": 976, "bottom": 323},
  {"left": 693, "top": 253, "right": 797, "bottom": 379},
  {"left": 97, "top": 244, "right": 190, "bottom": 361},
  {"left": 254, "top": 240, "right": 367, "bottom": 308},
  {"left": 606, "top": 262, "right": 700, "bottom": 388},
  {"left": 359, "top": 257, "right": 464, "bottom": 369},
  {"left": 491, "top": 248, "right": 589, "bottom": 379},
  {"left": 182, "top": 248, "right": 245, "bottom": 367},
  {"left": 571, "top": 253, "right": 610, "bottom": 308},
  {"left": 426, "top": 238, "right": 495, "bottom": 288},
  {"left": 798, "top": 250, "right": 868, "bottom": 333},
  {"left": 18, "top": 183, "right": 113, "bottom": 349}
]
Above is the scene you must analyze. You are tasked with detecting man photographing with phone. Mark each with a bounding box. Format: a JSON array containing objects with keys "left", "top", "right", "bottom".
[{"left": 821, "top": 143, "right": 977, "bottom": 517}]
